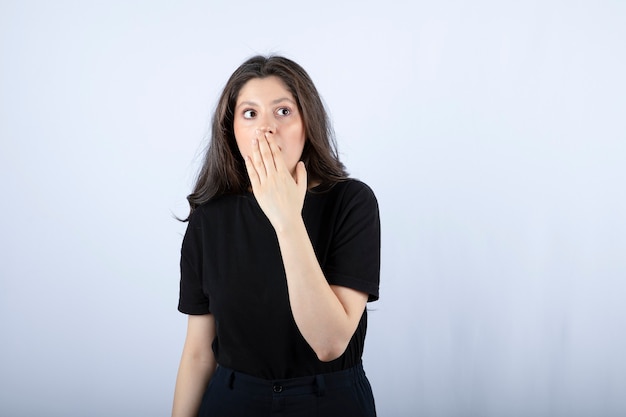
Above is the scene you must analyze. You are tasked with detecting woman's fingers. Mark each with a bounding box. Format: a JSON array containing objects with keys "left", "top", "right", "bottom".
[
  {"left": 295, "top": 161, "right": 307, "bottom": 192},
  {"left": 248, "top": 130, "right": 293, "bottom": 190},
  {"left": 251, "top": 136, "right": 268, "bottom": 179},
  {"left": 256, "top": 130, "right": 277, "bottom": 173},
  {"left": 244, "top": 155, "right": 260, "bottom": 189},
  {"left": 245, "top": 132, "right": 305, "bottom": 230},
  {"left": 265, "top": 133, "right": 288, "bottom": 173}
]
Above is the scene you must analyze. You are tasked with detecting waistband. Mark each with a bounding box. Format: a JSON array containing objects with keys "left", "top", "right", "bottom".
[{"left": 212, "top": 362, "right": 367, "bottom": 397}]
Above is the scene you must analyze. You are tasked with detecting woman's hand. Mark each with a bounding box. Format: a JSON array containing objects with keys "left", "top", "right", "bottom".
[
  {"left": 244, "top": 130, "right": 307, "bottom": 232},
  {"left": 245, "top": 130, "right": 367, "bottom": 362}
]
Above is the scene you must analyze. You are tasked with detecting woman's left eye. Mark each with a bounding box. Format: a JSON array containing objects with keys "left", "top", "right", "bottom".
[{"left": 276, "top": 108, "right": 291, "bottom": 116}]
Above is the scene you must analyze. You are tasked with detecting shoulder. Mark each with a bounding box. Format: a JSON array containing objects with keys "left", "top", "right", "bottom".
[
  {"left": 315, "top": 178, "right": 376, "bottom": 199},
  {"left": 190, "top": 193, "right": 245, "bottom": 217},
  {"left": 308, "top": 179, "right": 379, "bottom": 225},
  {"left": 342, "top": 179, "right": 377, "bottom": 199},
  {"left": 326, "top": 179, "right": 378, "bottom": 209},
  {"left": 185, "top": 193, "right": 247, "bottom": 231}
]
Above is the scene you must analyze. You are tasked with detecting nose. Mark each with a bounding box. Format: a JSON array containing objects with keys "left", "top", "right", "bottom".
[
  {"left": 257, "top": 114, "right": 277, "bottom": 134},
  {"left": 257, "top": 125, "right": 276, "bottom": 134}
]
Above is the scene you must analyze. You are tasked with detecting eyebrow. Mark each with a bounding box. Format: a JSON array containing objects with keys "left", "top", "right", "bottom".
[{"left": 236, "top": 97, "right": 296, "bottom": 109}]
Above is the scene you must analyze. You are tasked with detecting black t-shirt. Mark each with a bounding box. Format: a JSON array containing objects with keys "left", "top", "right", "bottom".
[{"left": 178, "top": 179, "right": 380, "bottom": 379}]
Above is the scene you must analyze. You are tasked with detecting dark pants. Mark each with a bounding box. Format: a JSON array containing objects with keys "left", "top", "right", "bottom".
[{"left": 198, "top": 363, "right": 377, "bottom": 417}]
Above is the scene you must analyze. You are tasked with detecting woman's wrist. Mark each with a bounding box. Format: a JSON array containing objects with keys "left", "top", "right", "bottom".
[{"left": 273, "top": 214, "right": 307, "bottom": 237}]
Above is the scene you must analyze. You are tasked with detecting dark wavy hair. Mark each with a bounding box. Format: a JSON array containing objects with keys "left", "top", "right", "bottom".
[{"left": 184, "top": 55, "right": 347, "bottom": 220}]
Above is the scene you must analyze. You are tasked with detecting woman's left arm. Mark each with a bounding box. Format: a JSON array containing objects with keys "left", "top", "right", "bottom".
[
  {"left": 245, "top": 131, "right": 369, "bottom": 362},
  {"left": 276, "top": 220, "right": 369, "bottom": 362}
]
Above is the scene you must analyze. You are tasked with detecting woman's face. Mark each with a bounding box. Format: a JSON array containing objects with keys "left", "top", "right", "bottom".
[{"left": 233, "top": 76, "right": 306, "bottom": 177}]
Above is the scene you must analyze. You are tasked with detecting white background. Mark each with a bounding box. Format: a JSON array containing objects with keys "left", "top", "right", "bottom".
[{"left": 1, "top": 1, "right": 625, "bottom": 416}]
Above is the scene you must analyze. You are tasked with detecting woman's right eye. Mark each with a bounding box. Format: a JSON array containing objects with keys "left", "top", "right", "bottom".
[{"left": 243, "top": 110, "right": 256, "bottom": 119}]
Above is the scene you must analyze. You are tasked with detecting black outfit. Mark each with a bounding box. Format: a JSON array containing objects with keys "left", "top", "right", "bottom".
[
  {"left": 198, "top": 362, "right": 377, "bottom": 417},
  {"left": 178, "top": 179, "right": 380, "bottom": 415}
]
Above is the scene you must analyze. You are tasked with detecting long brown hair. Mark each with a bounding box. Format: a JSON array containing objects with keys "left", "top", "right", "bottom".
[{"left": 184, "top": 55, "right": 347, "bottom": 220}]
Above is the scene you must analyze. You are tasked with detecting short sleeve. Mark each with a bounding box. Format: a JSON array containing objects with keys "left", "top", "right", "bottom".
[
  {"left": 324, "top": 181, "right": 381, "bottom": 302},
  {"left": 178, "top": 209, "right": 211, "bottom": 314}
]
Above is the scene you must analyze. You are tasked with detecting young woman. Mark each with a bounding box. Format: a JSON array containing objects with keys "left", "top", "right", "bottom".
[{"left": 172, "top": 55, "right": 380, "bottom": 417}]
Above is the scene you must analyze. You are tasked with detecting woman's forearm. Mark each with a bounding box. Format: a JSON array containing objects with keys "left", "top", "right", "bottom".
[
  {"left": 276, "top": 218, "right": 367, "bottom": 362},
  {"left": 172, "top": 315, "right": 217, "bottom": 417},
  {"left": 171, "top": 351, "right": 216, "bottom": 417},
  {"left": 244, "top": 132, "right": 368, "bottom": 361}
]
